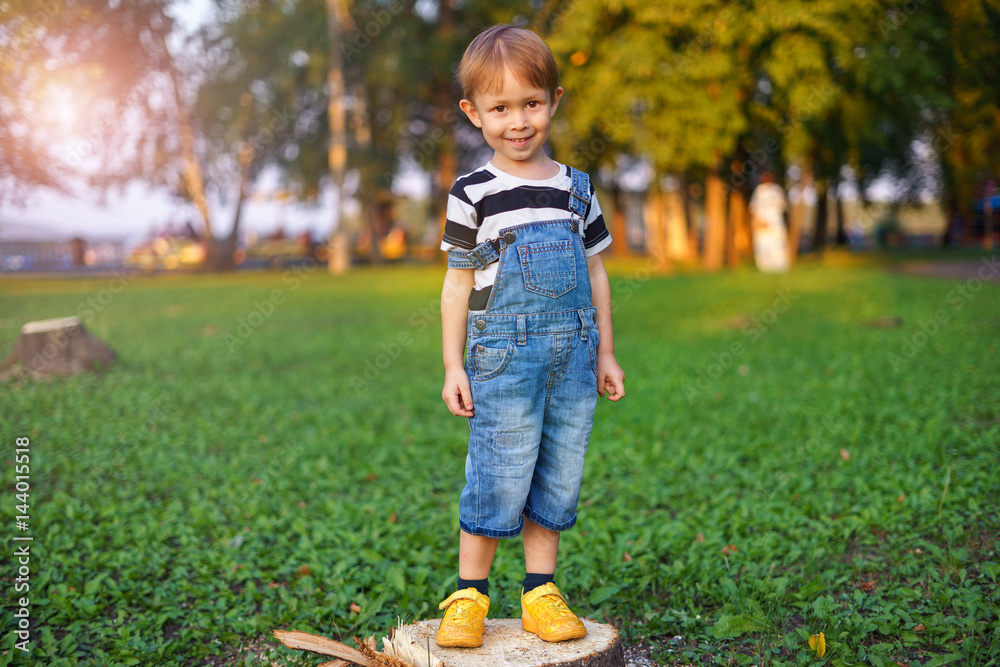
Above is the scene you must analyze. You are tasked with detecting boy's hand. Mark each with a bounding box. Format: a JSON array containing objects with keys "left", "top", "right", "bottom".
[
  {"left": 596, "top": 351, "right": 625, "bottom": 401},
  {"left": 443, "top": 367, "right": 475, "bottom": 417}
]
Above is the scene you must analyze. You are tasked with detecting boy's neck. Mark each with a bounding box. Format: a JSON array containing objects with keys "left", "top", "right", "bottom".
[{"left": 489, "top": 153, "right": 562, "bottom": 181}]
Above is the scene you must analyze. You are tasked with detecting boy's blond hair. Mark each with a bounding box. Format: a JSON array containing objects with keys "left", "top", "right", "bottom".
[{"left": 458, "top": 25, "right": 560, "bottom": 102}]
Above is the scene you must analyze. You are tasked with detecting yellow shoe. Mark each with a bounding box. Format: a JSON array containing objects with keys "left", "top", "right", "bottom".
[
  {"left": 436, "top": 588, "right": 489, "bottom": 648},
  {"left": 521, "top": 583, "right": 587, "bottom": 642}
]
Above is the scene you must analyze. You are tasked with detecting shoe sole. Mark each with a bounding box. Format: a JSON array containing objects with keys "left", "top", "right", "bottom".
[{"left": 435, "top": 636, "right": 484, "bottom": 648}]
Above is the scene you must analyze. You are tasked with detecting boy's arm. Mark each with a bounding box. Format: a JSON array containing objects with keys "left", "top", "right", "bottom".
[
  {"left": 588, "top": 253, "right": 625, "bottom": 401},
  {"left": 441, "top": 267, "right": 476, "bottom": 416}
]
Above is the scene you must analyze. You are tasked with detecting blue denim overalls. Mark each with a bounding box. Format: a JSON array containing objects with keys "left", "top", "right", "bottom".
[{"left": 448, "top": 168, "right": 600, "bottom": 538}]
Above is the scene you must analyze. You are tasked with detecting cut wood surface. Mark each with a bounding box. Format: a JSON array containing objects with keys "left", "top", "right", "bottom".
[
  {"left": 395, "top": 618, "right": 625, "bottom": 667},
  {"left": 0, "top": 316, "right": 116, "bottom": 380}
]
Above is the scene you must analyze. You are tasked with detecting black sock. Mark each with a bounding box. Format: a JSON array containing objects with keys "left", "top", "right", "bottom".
[
  {"left": 457, "top": 577, "right": 489, "bottom": 597},
  {"left": 522, "top": 572, "right": 554, "bottom": 592}
]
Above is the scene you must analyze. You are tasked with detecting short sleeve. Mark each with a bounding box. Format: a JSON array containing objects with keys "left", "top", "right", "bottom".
[
  {"left": 582, "top": 185, "right": 611, "bottom": 256},
  {"left": 440, "top": 183, "right": 478, "bottom": 252}
]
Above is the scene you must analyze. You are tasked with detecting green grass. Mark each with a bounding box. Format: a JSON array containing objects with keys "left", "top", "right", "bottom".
[{"left": 1, "top": 256, "right": 998, "bottom": 666}]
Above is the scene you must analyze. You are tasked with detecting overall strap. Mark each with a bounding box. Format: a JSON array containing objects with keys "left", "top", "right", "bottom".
[
  {"left": 567, "top": 167, "right": 591, "bottom": 232},
  {"left": 447, "top": 238, "right": 501, "bottom": 270}
]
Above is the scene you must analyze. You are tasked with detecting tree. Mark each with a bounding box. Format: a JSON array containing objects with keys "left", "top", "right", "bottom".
[
  {"left": 545, "top": 0, "right": 749, "bottom": 268},
  {"left": 0, "top": 0, "right": 216, "bottom": 243},
  {"left": 0, "top": 0, "right": 152, "bottom": 204},
  {"left": 196, "top": 0, "right": 408, "bottom": 268},
  {"left": 0, "top": 1, "right": 73, "bottom": 203},
  {"left": 196, "top": 0, "right": 537, "bottom": 268},
  {"left": 543, "top": 0, "right": 988, "bottom": 266},
  {"left": 195, "top": 0, "right": 332, "bottom": 267},
  {"left": 936, "top": 0, "right": 1000, "bottom": 246}
]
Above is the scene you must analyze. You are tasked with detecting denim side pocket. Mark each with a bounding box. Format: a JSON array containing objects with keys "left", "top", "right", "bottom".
[
  {"left": 518, "top": 240, "right": 577, "bottom": 298},
  {"left": 471, "top": 337, "right": 515, "bottom": 381},
  {"left": 586, "top": 328, "right": 601, "bottom": 378}
]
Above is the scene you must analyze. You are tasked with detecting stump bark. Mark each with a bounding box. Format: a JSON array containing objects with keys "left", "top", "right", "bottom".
[
  {"left": 394, "top": 619, "right": 624, "bottom": 667},
  {"left": 1, "top": 316, "right": 116, "bottom": 380}
]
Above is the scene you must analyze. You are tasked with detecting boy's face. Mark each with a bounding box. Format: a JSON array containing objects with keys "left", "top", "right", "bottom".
[{"left": 460, "top": 68, "right": 563, "bottom": 176}]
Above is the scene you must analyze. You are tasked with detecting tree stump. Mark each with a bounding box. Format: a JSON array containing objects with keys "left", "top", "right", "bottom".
[
  {"left": 393, "top": 619, "right": 625, "bottom": 667},
  {"left": 0, "top": 316, "right": 116, "bottom": 380},
  {"left": 274, "top": 618, "right": 625, "bottom": 667}
]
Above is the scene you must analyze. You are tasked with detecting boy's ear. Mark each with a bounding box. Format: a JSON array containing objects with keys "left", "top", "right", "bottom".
[
  {"left": 459, "top": 99, "right": 482, "bottom": 128},
  {"left": 549, "top": 87, "right": 564, "bottom": 116}
]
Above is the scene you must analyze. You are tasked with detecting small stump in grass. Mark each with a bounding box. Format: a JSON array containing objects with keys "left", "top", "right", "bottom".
[
  {"left": 274, "top": 618, "right": 625, "bottom": 667},
  {"left": 1, "top": 316, "right": 116, "bottom": 380}
]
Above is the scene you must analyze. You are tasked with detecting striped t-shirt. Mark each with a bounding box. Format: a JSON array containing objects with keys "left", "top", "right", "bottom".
[{"left": 441, "top": 162, "right": 612, "bottom": 291}]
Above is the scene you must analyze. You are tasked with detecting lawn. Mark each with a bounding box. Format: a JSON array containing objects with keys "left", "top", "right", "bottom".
[{"left": 1, "top": 255, "right": 998, "bottom": 666}]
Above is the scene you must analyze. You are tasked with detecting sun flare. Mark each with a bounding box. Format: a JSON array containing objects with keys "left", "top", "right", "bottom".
[{"left": 34, "top": 79, "right": 85, "bottom": 138}]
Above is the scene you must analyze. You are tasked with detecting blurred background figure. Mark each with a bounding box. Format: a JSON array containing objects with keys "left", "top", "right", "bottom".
[{"left": 749, "top": 171, "right": 789, "bottom": 273}]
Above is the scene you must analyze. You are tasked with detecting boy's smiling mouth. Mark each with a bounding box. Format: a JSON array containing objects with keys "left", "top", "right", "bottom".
[{"left": 506, "top": 135, "right": 534, "bottom": 144}]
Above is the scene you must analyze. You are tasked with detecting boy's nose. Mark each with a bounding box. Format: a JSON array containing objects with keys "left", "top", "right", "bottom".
[{"left": 508, "top": 109, "right": 529, "bottom": 129}]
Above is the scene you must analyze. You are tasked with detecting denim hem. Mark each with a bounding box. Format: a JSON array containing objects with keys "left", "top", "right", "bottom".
[
  {"left": 460, "top": 517, "right": 524, "bottom": 539},
  {"left": 523, "top": 506, "right": 577, "bottom": 532}
]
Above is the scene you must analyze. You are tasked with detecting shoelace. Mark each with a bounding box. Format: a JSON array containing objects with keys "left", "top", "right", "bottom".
[
  {"left": 535, "top": 595, "right": 577, "bottom": 621},
  {"left": 447, "top": 599, "right": 479, "bottom": 629}
]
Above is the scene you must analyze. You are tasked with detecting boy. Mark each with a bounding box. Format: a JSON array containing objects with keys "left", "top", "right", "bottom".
[{"left": 437, "top": 24, "right": 625, "bottom": 648}]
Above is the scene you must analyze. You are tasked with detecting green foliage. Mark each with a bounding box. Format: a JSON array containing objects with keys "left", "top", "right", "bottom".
[
  {"left": 546, "top": 0, "right": 747, "bottom": 172},
  {"left": 1, "top": 259, "right": 998, "bottom": 665}
]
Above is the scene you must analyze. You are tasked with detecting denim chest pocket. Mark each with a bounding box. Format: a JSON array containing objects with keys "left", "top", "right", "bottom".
[
  {"left": 471, "top": 337, "right": 515, "bottom": 380},
  {"left": 518, "top": 240, "right": 577, "bottom": 298}
]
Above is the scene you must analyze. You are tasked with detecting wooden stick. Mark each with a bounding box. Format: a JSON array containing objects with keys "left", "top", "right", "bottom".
[{"left": 272, "top": 630, "right": 372, "bottom": 666}]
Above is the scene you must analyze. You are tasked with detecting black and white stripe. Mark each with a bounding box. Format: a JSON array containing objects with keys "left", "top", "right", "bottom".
[{"left": 442, "top": 162, "right": 611, "bottom": 290}]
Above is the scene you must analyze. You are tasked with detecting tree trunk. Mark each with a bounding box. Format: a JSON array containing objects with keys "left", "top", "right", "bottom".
[
  {"left": 682, "top": 175, "right": 698, "bottom": 259},
  {"left": 326, "top": 0, "right": 350, "bottom": 274},
  {"left": 702, "top": 171, "right": 727, "bottom": 271},
  {"left": 1, "top": 317, "right": 116, "bottom": 380},
  {"left": 643, "top": 182, "right": 670, "bottom": 269},
  {"left": 984, "top": 181, "right": 996, "bottom": 252},
  {"left": 813, "top": 179, "right": 829, "bottom": 253},
  {"left": 787, "top": 160, "right": 812, "bottom": 265},
  {"left": 158, "top": 27, "right": 214, "bottom": 250},
  {"left": 726, "top": 186, "right": 748, "bottom": 269},
  {"left": 221, "top": 142, "right": 254, "bottom": 271},
  {"left": 940, "top": 196, "right": 957, "bottom": 248},
  {"left": 834, "top": 179, "right": 848, "bottom": 247},
  {"left": 609, "top": 184, "right": 628, "bottom": 256},
  {"left": 728, "top": 151, "right": 751, "bottom": 264},
  {"left": 430, "top": 0, "right": 457, "bottom": 261},
  {"left": 664, "top": 174, "right": 690, "bottom": 261},
  {"left": 354, "top": 85, "right": 382, "bottom": 265}
]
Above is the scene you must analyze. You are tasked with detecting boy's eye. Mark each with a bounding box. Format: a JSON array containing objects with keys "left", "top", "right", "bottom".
[
  {"left": 493, "top": 105, "right": 506, "bottom": 113},
  {"left": 527, "top": 101, "right": 539, "bottom": 108}
]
